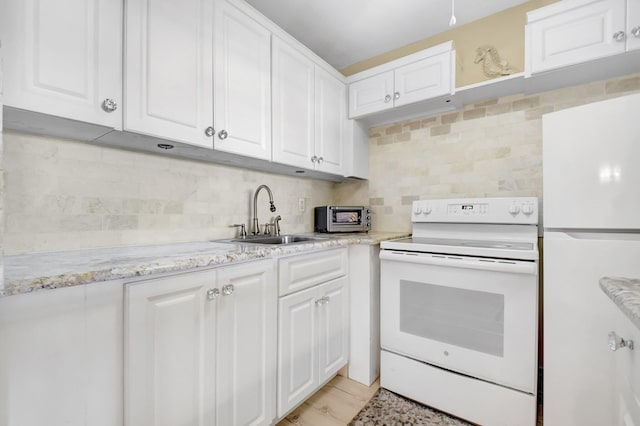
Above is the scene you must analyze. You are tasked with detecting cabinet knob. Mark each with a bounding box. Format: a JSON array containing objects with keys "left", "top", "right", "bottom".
[
  {"left": 222, "top": 284, "right": 234, "bottom": 296},
  {"left": 632, "top": 26, "right": 640, "bottom": 38},
  {"left": 608, "top": 331, "right": 634, "bottom": 351},
  {"left": 394, "top": 92, "right": 400, "bottom": 100},
  {"left": 218, "top": 130, "right": 228, "bottom": 140},
  {"left": 613, "top": 31, "right": 626, "bottom": 42},
  {"left": 384, "top": 94, "right": 392, "bottom": 103},
  {"left": 101, "top": 98, "right": 118, "bottom": 113},
  {"left": 311, "top": 155, "right": 318, "bottom": 163},
  {"left": 205, "top": 126, "right": 215, "bottom": 137},
  {"left": 207, "top": 288, "right": 220, "bottom": 301},
  {"left": 317, "top": 156, "right": 324, "bottom": 164}
]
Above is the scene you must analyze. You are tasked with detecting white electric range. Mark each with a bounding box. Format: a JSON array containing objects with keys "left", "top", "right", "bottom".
[{"left": 380, "top": 197, "right": 539, "bottom": 426}]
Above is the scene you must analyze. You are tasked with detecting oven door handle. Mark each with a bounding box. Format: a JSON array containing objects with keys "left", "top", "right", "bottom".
[{"left": 380, "top": 250, "right": 537, "bottom": 275}]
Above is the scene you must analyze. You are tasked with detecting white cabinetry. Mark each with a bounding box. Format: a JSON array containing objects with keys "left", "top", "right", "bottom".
[
  {"left": 0, "top": 0, "right": 122, "bottom": 128},
  {"left": 0, "top": 281, "right": 124, "bottom": 426},
  {"left": 276, "top": 248, "right": 349, "bottom": 417},
  {"left": 124, "top": 0, "right": 213, "bottom": 148},
  {"left": 272, "top": 37, "right": 346, "bottom": 175},
  {"left": 277, "top": 276, "right": 349, "bottom": 417},
  {"left": 125, "top": 260, "right": 276, "bottom": 426},
  {"left": 348, "top": 42, "right": 455, "bottom": 119},
  {"left": 213, "top": 0, "right": 272, "bottom": 159},
  {"left": 526, "top": 0, "right": 640, "bottom": 75}
]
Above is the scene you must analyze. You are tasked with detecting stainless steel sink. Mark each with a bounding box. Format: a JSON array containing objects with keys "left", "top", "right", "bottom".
[{"left": 227, "top": 234, "right": 328, "bottom": 245}]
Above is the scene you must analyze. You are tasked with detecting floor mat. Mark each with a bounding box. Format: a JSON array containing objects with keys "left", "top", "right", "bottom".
[{"left": 348, "top": 388, "right": 472, "bottom": 426}]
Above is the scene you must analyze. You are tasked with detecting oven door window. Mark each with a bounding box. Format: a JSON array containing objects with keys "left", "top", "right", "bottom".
[{"left": 400, "top": 280, "right": 504, "bottom": 357}]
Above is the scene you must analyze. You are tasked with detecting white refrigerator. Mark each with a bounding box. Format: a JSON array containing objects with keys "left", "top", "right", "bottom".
[{"left": 543, "top": 93, "right": 640, "bottom": 426}]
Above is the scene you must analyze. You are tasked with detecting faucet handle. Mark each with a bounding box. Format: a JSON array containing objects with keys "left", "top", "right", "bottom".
[
  {"left": 230, "top": 224, "right": 247, "bottom": 238},
  {"left": 263, "top": 223, "right": 274, "bottom": 236}
]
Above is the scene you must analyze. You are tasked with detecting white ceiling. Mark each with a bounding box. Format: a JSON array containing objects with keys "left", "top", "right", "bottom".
[{"left": 245, "top": 0, "right": 531, "bottom": 70}]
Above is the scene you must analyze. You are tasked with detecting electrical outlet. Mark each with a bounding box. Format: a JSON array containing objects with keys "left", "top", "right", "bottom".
[{"left": 298, "top": 198, "right": 305, "bottom": 212}]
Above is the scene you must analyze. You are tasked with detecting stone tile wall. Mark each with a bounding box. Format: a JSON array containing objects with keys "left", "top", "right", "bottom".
[
  {"left": 335, "top": 74, "right": 640, "bottom": 231},
  {"left": 3, "top": 132, "right": 335, "bottom": 254}
]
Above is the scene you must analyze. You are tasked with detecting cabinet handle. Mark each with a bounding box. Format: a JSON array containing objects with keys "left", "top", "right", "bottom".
[
  {"left": 317, "top": 156, "right": 324, "bottom": 164},
  {"left": 608, "top": 331, "right": 634, "bottom": 351},
  {"left": 394, "top": 92, "right": 400, "bottom": 100},
  {"left": 205, "top": 126, "right": 215, "bottom": 137},
  {"left": 222, "top": 284, "right": 234, "bottom": 296},
  {"left": 218, "top": 130, "right": 228, "bottom": 140},
  {"left": 315, "top": 296, "right": 330, "bottom": 306},
  {"left": 613, "top": 31, "right": 626, "bottom": 42},
  {"left": 632, "top": 26, "right": 640, "bottom": 38},
  {"left": 101, "top": 98, "right": 118, "bottom": 113},
  {"left": 384, "top": 94, "right": 392, "bottom": 103},
  {"left": 207, "top": 288, "right": 220, "bottom": 301}
]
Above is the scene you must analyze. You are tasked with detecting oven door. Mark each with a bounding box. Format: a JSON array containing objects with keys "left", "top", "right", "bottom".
[{"left": 380, "top": 250, "right": 538, "bottom": 393}]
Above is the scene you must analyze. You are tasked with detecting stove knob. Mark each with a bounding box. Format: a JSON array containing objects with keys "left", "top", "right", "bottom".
[
  {"left": 424, "top": 206, "right": 432, "bottom": 215},
  {"left": 522, "top": 203, "right": 534, "bottom": 215},
  {"left": 508, "top": 204, "right": 520, "bottom": 215},
  {"left": 414, "top": 207, "right": 423, "bottom": 215}
]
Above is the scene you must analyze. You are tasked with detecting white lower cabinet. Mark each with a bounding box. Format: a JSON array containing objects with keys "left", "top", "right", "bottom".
[
  {"left": 277, "top": 276, "right": 349, "bottom": 417},
  {"left": 125, "top": 259, "right": 276, "bottom": 426}
]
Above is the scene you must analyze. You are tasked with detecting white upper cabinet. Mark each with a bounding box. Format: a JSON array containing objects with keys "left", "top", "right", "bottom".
[
  {"left": 213, "top": 0, "right": 272, "bottom": 160},
  {"left": 315, "top": 67, "right": 347, "bottom": 175},
  {"left": 348, "top": 72, "right": 395, "bottom": 117},
  {"left": 272, "top": 36, "right": 346, "bottom": 175},
  {"left": 0, "top": 0, "right": 122, "bottom": 128},
  {"left": 526, "top": 0, "right": 639, "bottom": 75},
  {"left": 124, "top": 0, "right": 214, "bottom": 148},
  {"left": 627, "top": 0, "right": 640, "bottom": 50},
  {"left": 272, "top": 37, "right": 315, "bottom": 169},
  {"left": 348, "top": 42, "right": 455, "bottom": 119}
]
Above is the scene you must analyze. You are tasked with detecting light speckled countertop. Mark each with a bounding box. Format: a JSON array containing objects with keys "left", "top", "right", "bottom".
[
  {"left": 2, "top": 232, "right": 408, "bottom": 297},
  {"left": 600, "top": 277, "right": 640, "bottom": 331}
]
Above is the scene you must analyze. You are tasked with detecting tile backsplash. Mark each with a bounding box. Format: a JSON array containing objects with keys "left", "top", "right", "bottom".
[
  {"left": 3, "top": 132, "right": 335, "bottom": 254},
  {"left": 4, "top": 73, "right": 640, "bottom": 253},
  {"left": 335, "top": 73, "right": 640, "bottom": 231}
]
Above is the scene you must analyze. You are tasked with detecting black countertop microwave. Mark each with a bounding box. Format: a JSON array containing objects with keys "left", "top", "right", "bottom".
[{"left": 314, "top": 206, "right": 371, "bottom": 233}]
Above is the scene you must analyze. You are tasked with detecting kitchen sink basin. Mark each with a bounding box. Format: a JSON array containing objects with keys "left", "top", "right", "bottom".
[{"left": 227, "top": 235, "right": 328, "bottom": 245}]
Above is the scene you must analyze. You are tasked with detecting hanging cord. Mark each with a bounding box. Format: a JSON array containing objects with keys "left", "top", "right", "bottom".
[{"left": 449, "top": 0, "right": 457, "bottom": 26}]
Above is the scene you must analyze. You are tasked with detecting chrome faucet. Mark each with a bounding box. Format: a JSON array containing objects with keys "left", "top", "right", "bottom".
[
  {"left": 273, "top": 215, "right": 282, "bottom": 236},
  {"left": 252, "top": 184, "right": 276, "bottom": 235}
]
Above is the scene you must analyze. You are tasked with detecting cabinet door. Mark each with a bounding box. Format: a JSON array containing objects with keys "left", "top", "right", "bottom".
[
  {"left": 612, "top": 309, "right": 640, "bottom": 425},
  {"left": 0, "top": 0, "right": 122, "bottom": 128},
  {"left": 317, "top": 277, "right": 349, "bottom": 384},
  {"left": 315, "top": 67, "right": 346, "bottom": 175},
  {"left": 125, "top": 0, "right": 213, "bottom": 148},
  {"left": 394, "top": 52, "right": 452, "bottom": 107},
  {"left": 527, "top": 0, "right": 626, "bottom": 74},
  {"left": 277, "top": 285, "right": 319, "bottom": 417},
  {"left": 348, "top": 71, "right": 394, "bottom": 118},
  {"left": 628, "top": 0, "right": 640, "bottom": 51},
  {"left": 272, "top": 36, "right": 315, "bottom": 169},
  {"left": 216, "top": 260, "right": 277, "bottom": 426},
  {"left": 213, "top": 0, "right": 271, "bottom": 159},
  {"left": 125, "top": 270, "right": 217, "bottom": 426}
]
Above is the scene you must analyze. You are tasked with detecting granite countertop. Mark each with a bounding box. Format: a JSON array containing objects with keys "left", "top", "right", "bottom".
[
  {"left": 2, "top": 232, "right": 408, "bottom": 298},
  {"left": 600, "top": 276, "right": 640, "bottom": 331}
]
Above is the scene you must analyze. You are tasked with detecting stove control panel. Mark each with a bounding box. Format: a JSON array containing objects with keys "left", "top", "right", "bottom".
[{"left": 411, "top": 197, "right": 538, "bottom": 224}]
